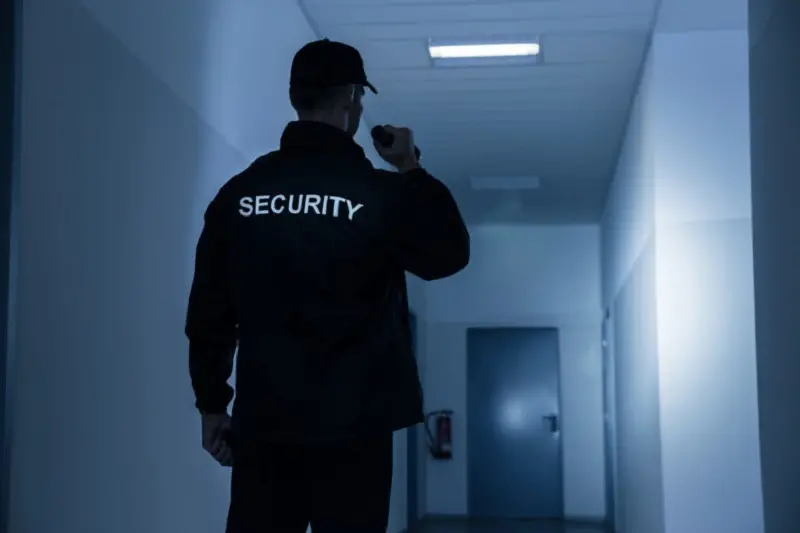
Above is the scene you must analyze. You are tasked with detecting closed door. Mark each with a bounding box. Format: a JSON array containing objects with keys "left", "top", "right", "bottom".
[{"left": 467, "top": 327, "right": 563, "bottom": 519}]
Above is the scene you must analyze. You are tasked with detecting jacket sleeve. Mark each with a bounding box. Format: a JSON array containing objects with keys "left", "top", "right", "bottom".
[
  {"left": 382, "top": 167, "right": 470, "bottom": 281},
  {"left": 185, "top": 192, "right": 237, "bottom": 414}
]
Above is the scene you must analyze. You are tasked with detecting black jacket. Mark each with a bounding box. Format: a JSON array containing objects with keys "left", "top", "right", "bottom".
[{"left": 185, "top": 121, "right": 470, "bottom": 443}]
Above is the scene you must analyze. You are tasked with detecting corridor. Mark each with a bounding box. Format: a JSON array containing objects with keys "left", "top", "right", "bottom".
[{"left": 2, "top": 0, "right": 798, "bottom": 532}]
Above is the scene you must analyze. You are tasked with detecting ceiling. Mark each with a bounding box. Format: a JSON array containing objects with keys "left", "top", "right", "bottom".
[
  {"left": 299, "top": 0, "right": 660, "bottom": 224},
  {"left": 657, "top": 0, "right": 748, "bottom": 33}
]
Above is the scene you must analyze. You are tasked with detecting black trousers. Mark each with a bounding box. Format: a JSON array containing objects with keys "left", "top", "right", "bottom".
[{"left": 226, "top": 433, "right": 393, "bottom": 533}]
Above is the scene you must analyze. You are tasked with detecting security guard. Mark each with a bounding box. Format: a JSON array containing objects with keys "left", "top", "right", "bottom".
[{"left": 185, "top": 39, "right": 470, "bottom": 533}]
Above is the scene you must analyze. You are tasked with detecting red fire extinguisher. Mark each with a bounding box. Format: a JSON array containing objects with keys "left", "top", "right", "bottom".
[{"left": 425, "top": 410, "right": 453, "bottom": 460}]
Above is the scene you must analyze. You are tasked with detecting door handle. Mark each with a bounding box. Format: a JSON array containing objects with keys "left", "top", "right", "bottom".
[{"left": 542, "top": 414, "right": 559, "bottom": 433}]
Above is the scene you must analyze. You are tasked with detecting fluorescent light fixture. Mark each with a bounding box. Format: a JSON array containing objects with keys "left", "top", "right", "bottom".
[
  {"left": 427, "top": 39, "right": 542, "bottom": 68},
  {"left": 429, "top": 42, "right": 540, "bottom": 59},
  {"left": 470, "top": 176, "right": 541, "bottom": 191}
]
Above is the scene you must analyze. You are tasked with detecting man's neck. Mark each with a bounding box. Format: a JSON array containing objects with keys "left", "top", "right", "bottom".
[{"left": 296, "top": 114, "right": 343, "bottom": 131}]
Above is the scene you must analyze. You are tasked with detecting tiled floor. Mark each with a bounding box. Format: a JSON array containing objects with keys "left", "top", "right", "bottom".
[{"left": 413, "top": 518, "right": 609, "bottom": 533}]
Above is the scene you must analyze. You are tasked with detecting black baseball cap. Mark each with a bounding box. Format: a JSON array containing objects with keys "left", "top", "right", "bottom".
[{"left": 290, "top": 39, "right": 377, "bottom": 94}]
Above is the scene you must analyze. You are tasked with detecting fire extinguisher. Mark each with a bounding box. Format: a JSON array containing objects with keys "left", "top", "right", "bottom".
[{"left": 425, "top": 410, "right": 453, "bottom": 460}]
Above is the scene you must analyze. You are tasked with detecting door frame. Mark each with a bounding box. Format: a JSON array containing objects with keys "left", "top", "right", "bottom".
[
  {"left": 465, "top": 326, "right": 565, "bottom": 519},
  {"left": 0, "top": 1, "right": 20, "bottom": 532},
  {"left": 601, "top": 308, "right": 618, "bottom": 531},
  {"left": 406, "top": 310, "right": 419, "bottom": 531}
]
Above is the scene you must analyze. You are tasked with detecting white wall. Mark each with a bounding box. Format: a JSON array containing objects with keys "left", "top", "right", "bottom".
[
  {"left": 407, "top": 276, "right": 429, "bottom": 522},
  {"left": 651, "top": 29, "right": 763, "bottom": 533},
  {"left": 10, "top": 1, "right": 418, "bottom": 532},
  {"left": 748, "top": 0, "right": 800, "bottom": 531},
  {"left": 602, "top": 17, "right": 765, "bottom": 533},
  {"left": 601, "top": 48, "right": 664, "bottom": 533},
  {"left": 423, "top": 225, "right": 606, "bottom": 520}
]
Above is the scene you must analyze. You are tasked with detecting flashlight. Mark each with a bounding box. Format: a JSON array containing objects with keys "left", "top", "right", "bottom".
[{"left": 371, "top": 126, "right": 422, "bottom": 161}]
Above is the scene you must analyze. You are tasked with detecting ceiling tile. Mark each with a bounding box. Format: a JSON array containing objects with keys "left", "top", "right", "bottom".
[
  {"left": 542, "top": 31, "right": 649, "bottom": 63},
  {"left": 299, "top": 0, "right": 656, "bottom": 223},
  {"left": 306, "top": 0, "right": 655, "bottom": 26},
  {"left": 318, "top": 16, "right": 653, "bottom": 41}
]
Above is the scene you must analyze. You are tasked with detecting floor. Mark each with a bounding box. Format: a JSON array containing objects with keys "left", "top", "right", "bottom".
[{"left": 414, "top": 518, "right": 610, "bottom": 533}]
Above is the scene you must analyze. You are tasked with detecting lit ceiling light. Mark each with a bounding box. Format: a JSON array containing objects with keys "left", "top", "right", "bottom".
[{"left": 429, "top": 42, "right": 541, "bottom": 59}]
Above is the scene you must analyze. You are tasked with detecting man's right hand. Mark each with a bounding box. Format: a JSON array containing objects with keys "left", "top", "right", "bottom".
[
  {"left": 202, "top": 412, "right": 233, "bottom": 467},
  {"left": 373, "top": 125, "right": 420, "bottom": 172}
]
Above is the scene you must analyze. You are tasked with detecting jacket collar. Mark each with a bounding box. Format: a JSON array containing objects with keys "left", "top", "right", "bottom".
[{"left": 280, "top": 120, "right": 368, "bottom": 162}]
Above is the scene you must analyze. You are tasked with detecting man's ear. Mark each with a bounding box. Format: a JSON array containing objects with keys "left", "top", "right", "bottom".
[
  {"left": 338, "top": 85, "right": 355, "bottom": 131},
  {"left": 343, "top": 84, "right": 356, "bottom": 108}
]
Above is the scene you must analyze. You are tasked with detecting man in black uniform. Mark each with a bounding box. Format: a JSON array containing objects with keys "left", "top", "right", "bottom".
[{"left": 185, "top": 39, "right": 470, "bottom": 533}]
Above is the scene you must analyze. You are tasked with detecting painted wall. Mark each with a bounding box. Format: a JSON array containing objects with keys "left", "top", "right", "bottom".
[
  {"left": 602, "top": 17, "right": 764, "bottom": 533},
  {"left": 601, "top": 47, "right": 663, "bottom": 533},
  {"left": 422, "top": 224, "right": 606, "bottom": 520},
  {"left": 0, "top": 1, "right": 15, "bottom": 530},
  {"left": 408, "top": 282, "right": 429, "bottom": 521},
  {"left": 748, "top": 0, "right": 800, "bottom": 531},
  {"left": 9, "top": 1, "right": 420, "bottom": 532},
  {"left": 651, "top": 28, "right": 763, "bottom": 533}
]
